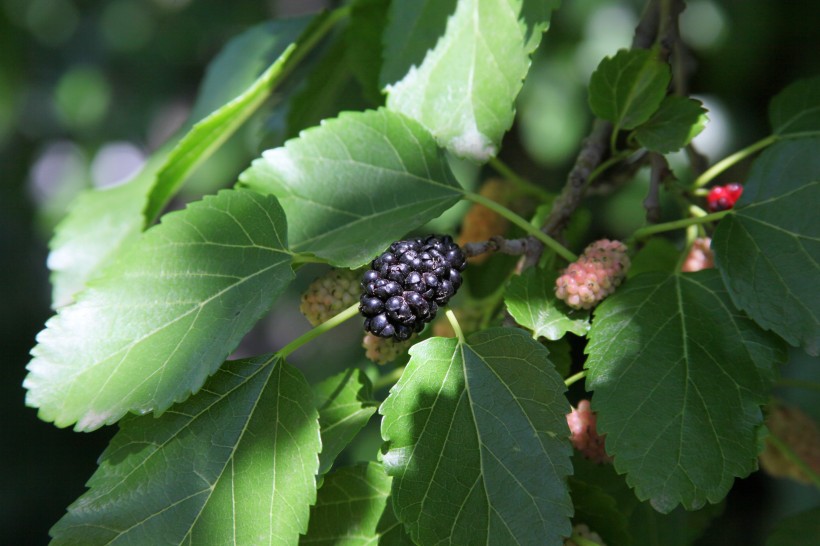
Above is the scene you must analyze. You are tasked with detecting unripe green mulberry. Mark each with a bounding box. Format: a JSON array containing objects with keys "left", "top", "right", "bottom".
[
  {"left": 564, "top": 524, "right": 606, "bottom": 546},
  {"left": 555, "top": 239, "right": 630, "bottom": 310},
  {"left": 300, "top": 268, "right": 360, "bottom": 326},
  {"left": 362, "top": 333, "right": 414, "bottom": 365}
]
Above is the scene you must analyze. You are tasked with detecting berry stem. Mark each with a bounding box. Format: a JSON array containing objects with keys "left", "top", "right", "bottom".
[
  {"left": 278, "top": 302, "right": 360, "bottom": 359},
  {"left": 373, "top": 366, "right": 406, "bottom": 391},
  {"left": 564, "top": 370, "right": 587, "bottom": 388},
  {"left": 766, "top": 432, "right": 820, "bottom": 489},
  {"left": 488, "top": 157, "right": 553, "bottom": 201},
  {"left": 629, "top": 210, "right": 730, "bottom": 243},
  {"left": 446, "top": 309, "right": 466, "bottom": 344},
  {"left": 464, "top": 191, "right": 578, "bottom": 262},
  {"left": 692, "top": 134, "right": 776, "bottom": 189}
]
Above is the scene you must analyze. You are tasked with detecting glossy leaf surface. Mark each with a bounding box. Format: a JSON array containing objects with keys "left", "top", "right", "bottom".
[{"left": 505, "top": 269, "right": 591, "bottom": 340}]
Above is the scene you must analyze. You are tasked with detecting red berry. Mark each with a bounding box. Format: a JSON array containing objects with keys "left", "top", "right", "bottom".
[{"left": 707, "top": 183, "right": 744, "bottom": 212}]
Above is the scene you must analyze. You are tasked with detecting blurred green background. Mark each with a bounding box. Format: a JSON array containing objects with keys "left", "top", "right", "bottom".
[{"left": 1, "top": 0, "right": 817, "bottom": 543}]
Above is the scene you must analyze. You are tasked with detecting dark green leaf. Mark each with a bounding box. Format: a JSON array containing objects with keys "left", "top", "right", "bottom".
[
  {"left": 347, "top": 0, "right": 389, "bottom": 105},
  {"left": 588, "top": 48, "right": 671, "bottom": 131},
  {"left": 505, "top": 269, "right": 591, "bottom": 340},
  {"left": 769, "top": 76, "right": 820, "bottom": 137},
  {"left": 628, "top": 237, "right": 680, "bottom": 278},
  {"left": 568, "top": 478, "right": 631, "bottom": 546},
  {"left": 145, "top": 15, "right": 320, "bottom": 222},
  {"left": 301, "top": 462, "right": 394, "bottom": 545},
  {"left": 766, "top": 506, "right": 820, "bottom": 546},
  {"left": 634, "top": 96, "right": 708, "bottom": 153},
  {"left": 380, "top": 329, "right": 573, "bottom": 545},
  {"left": 25, "top": 190, "right": 294, "bottom": 431},
  {"left": 314, "top": 368, "right": 378, "bottom": 476},
  {"left": 50, "top": 356, "right": 320, "bottom": 545},
  {"left": 712, "top": 138, "right": 820, "bottom": 355},
  {"left": 383, "top": 0, "right": 560, "bottom": 161},
  {"left": 239, "top": 108, "right": 463, "bottom": 267},
  {"left": 586, "top": 271, "right": 786, "bottom": 512}
]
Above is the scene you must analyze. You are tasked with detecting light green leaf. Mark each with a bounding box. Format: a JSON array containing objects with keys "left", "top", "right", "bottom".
[
  {"left": 634, "top": 96, "right": 708, "bottom": 153},
  {"left": 585, "top": 271, "right": 786, "bottom": 512},
  {"left": 145, "top": 14, "right": 322, "bottom": 222},
  {"left": 25, "top": 190, "right": 294, "bottom": 431},
  {"left": 239, "top": 108, "right": 463, "bottom": 267},
  {"left": 383, "top": 0, "right": 560, "bottom": 161},
  {"left": 48, "top": 17, "right": 311, "bottom": 308},
  {"left": 50, "top": 356, "right": 320, "bottom": 545},
  {"left": 314, "top": 368, "right": 378, "bottom": 476},
  {"left": 301, "top": 463, "right": 400, "bottom": 545},
  {"left": 380, "top": 329, "right": 573, "bottom": 545},
  {"left": 588, "top": 48, "right": 671, "bottom": 131},
  {"left": 505, "top": 269, "right": 591, "bottom": 340},
  {"left": 766, "top": 507, "right": 820, "bottom": 546},
  {"left": 769, "top": 76, "right": 820, "bottom": 138},
  {"left": 712, "top": 138, "right": 820, "bottom": 355}
]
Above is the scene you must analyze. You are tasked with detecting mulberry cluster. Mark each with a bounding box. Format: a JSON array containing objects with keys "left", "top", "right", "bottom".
[
  {"left": 707, "top": 183, "right": 743, "bottom": 212},
  {"left": 360, "top": 235, "right": 466, "bottom": 341},
  {"left": 566, "top": 400, "right": 612, "bottom": 464},
  {"left": 555, "top": 239, "right": 630, "bottom": 310},
  {"left": 300, "top": 268, "right": 360, "bottom": 326},
  {"left": 759, "top": 403, "right": 820, "bottom": 485},
  {"left": 681, "top": 237, "right": 715, "bottom": 272}
]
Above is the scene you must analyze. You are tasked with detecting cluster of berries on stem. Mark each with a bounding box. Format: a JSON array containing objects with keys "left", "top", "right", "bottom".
[{"left": 359, "top": 235, "right": 466, "bottom": 341}]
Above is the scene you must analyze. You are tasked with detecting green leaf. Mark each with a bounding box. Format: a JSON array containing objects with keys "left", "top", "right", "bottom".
[
  {"left": 380, "top": 329, "right": 573, "bottom": 545},
  {"left": 568, "top": 478, "right": 631, "bottom": 546},
  {"left": 588, "top": 48, "right": 671, "bottom": 131},
  {"left": 627, "top": 237, "right": 680, "bottom": 278},
  {"left": 25, "top": 190, "right": 294, "bottom": 431},
  {"left": 769, "top": 76, "right": 820, "bottom": 138},
  {"left": 383, "top": 0, "right": 560, "bottom": 161},
  {"left": 50, "top": 356, "right": 320, "bottom": 545},
  {"left": 47, "top": 18, "right": 311, "bottom": 308},
  {"left": 301, "top": 462, "right": 395, "bottom": 545},
  {"left": 347, "top": 0, "right": 389, "bottom": 105},
  {"left": 145, "top": 14, "right": 324, "bottom": 222},
  {"left": 314, "top": 368, "right": 378, "bottom": 476},
  {"left": 634, "top": 96, "right": 708, "bottom": 153},
  {"left": 712, "top": 138, "right": 820, "bottom": 355},
  {"left": 766, "top": 506, "right": 820, "bottom": 546},
  {"left": 505, "top": 269, "right": 591, "bottom": 340},
  {"left": 47, "top": 157, "right": 161, "bottom": 308},
  {"left": 585, "top": 271, "right": 786, "bottom": 512},
  {"left": 239, "top": 108, "right": 463, "bottom": 267}
]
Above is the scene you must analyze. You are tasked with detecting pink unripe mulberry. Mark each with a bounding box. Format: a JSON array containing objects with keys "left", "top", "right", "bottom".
[
  {"left": 566, "top": 400, "right": 612, "bottom": 464},
  {"left": 681, "top": 238, "right": 714, "bottom": 272},
  {"left": 555, "top": 239, "right": 630, "bottom": 310}
]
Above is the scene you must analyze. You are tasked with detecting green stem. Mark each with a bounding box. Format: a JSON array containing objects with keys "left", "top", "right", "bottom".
[
  {"left": 446, "top": 309, "right": 466, "bottom": 344},
  {"left": 630, "top": 210, "right": 730, "bottom": 242},
  {"left": 278, "top": 302, "right": 360, "bottom": 359},
  {"left": 692, "top": 134, "right": 776, "bottom": 188},
  {"left": 488, "top": 157, "right": 553, "bottom": 201},
  {"left": 565, "top": 370, "right": 587, "bottom": 388},
  {"left": 373, "top": 366, "right": 405, "bottom": 391},
  {"left": 776, "top": 378, "right": 820, "bottom": 393},
  {"left": 464, "top": 191, "right": 578, "bottom": 262},
  {"left": 586, "top": 149, "right": 634, "bottom": 186},
  {"left": 767, "top": 432, "right": 820, "bottom": 489}
]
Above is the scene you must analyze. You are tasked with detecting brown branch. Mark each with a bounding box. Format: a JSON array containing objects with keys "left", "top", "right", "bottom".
[
  {"left": 644, "top": 153, "right": 671, "bottom": 223},
  {"left": 463, "top": 236, "right": 529, "bottom": 258}
]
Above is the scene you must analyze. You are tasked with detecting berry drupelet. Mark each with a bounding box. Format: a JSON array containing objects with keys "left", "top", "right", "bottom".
[{"left": 359, "top": 235, "right": 466, "bottom": 341}]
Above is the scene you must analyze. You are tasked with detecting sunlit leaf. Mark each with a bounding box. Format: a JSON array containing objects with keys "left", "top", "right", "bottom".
[
  {"left": 588, "top": 48, "right": 670, "bottom": 131},
  {"left": 383, "top": 0, "right": 560, "bottom": 161},
  {"left": 50, "top": 356, "right": 320, "bottom": 545},
  {"left": 712, "top": 138, "right": 820, "bottom": 355},
  {"left": 380, "top": 329, "right": 573, "bottom": 545},
  {"left": 26, "top": 190, "right": 294, "bottom": 431},
  {"left": 505, "top": 269, "right": 591, "bottom": 340},
  {"left": 314, "top": 368, "right": 378, "bottom": 476},
  {"left": 586, "top": 271, "right": 786, "bottom": 512},
  {"left": 239, "top": 108, "right": 463, "bottom": 267},
  {"left": 634, "top": 96, "right": 708, "bottom": 153}
]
